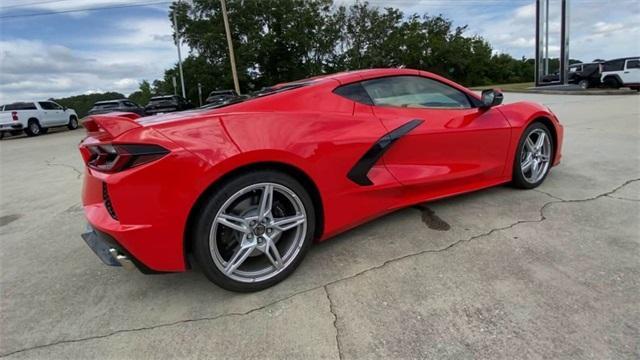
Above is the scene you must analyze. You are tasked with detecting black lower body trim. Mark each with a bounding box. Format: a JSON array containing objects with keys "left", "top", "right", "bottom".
[{"left": 81, "top": 225, "right": 168, "bottom": 274}]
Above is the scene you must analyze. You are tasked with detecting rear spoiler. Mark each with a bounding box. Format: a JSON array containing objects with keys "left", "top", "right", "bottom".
[{"left": 81, "top": 112, "right": 142, "bottom": 138}]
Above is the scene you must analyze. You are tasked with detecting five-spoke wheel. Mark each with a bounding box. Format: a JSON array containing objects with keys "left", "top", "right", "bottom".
[{"left": 193, "top": 170, "right": 315, "bottom": 292}]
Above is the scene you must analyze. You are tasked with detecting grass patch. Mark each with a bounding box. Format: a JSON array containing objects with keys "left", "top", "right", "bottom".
[{"left": 470, "top": 82, "right": 534, "bottom": 92}]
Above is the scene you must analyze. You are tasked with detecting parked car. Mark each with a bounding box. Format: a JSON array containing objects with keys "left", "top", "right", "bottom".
[
  {"left": 78, "top": 68, "right": 563, "bottom": 292},
  {"left": 569, "top": 62, "right": 603, "bottom": 89},
  {"left": 144, "top": 95, "right": 194, "bottom": 115},
  {"left": 205, "top": 90, "right": 238, "bottom": 105},
  {"left": 540, "top": 62, "right": 604, "bottom": 89},
  {"left": 600, "top": 57, "right": 640, "bottom": 90},
  {"left": 0, "top": 101, "right": 78, "bottom": 138},
  {"left": 88, "top": 99, "right": 146, "bottom": 117}
]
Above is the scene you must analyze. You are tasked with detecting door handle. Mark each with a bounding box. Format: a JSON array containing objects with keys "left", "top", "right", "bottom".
[{"left": 624, "top": 71, "right": 630, "bottom": 73}]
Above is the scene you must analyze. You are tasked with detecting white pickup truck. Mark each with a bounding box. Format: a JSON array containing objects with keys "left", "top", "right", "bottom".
[{"left": 0, "top": 101, "right": 79, "bottom": 138}]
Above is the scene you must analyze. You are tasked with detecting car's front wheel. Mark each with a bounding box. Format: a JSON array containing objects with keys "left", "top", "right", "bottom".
[
  {"left": 193, "top": 170, "right": 315, "bottom": 292},
  {"left": 512, "top": 122, "right": 554, "bottom": 189}
]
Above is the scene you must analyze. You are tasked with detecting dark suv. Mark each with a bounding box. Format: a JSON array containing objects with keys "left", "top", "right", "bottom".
[
  {"left": 88, "top": 99, "right": 146, "bottom": 116},
  {"left": 145, "top": 95, "right": 194, "bottom": 115},
  {"left": 205, "top": 90, "right": 238, "bottom": 105},
  {"left": 569, "top": 62, "right": 603, "bottom": 89}
]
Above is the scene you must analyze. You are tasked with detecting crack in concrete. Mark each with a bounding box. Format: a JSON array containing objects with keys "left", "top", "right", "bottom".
[
  {"left": 0, "top": 287, "right": 319, "bottom": 358},
  {"left": 45, "top": 159, "right": 82, "bottom": 179},
  {"left": 533, "top": 189, "right": 565, "bottom": 201},
  {"left": 324, "top": 286, "right": 344, "bottom": 360},
  {"left": 606, "top": 195, "right": 640, "bottom": 202},
  {"left": 3, "top": 178, "right": 639, "bottom": 358}
]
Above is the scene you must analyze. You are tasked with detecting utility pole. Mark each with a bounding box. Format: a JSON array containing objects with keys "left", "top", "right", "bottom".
[
  {"left": 220, "top": 0, "right": 241, "bottom": 95},
  {"left": 173, "top": 3, "right": 187, "bottom": 98},
  {"left": 198, "top": 82, "right": 203, "bottom": 106}
]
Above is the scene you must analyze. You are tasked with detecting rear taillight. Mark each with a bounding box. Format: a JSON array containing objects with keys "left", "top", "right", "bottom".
[
  {"left": 11, "top": 111, "right": 18, "bottom": 121},
  {"left": 86, "top": 144, "right": 169, "bottom": 173}
]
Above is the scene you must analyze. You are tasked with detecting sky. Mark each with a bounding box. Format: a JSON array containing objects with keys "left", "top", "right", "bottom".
[{"left": 1, "top": 0, "right": 639, "bottom": 104}]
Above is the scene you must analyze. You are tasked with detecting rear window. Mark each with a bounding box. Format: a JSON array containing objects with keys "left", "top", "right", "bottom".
[
  {"left": 93, "top": 102, "right": 120, "bottom": 109},
  {"left": 602, "top": 59, "right": 625, "bottom": 72},
  {"left": 4, "top": 102, "right": 37, "bottom": 110},
  {"left": 627, "top": 60, "right": 640, "bottom": 69}
]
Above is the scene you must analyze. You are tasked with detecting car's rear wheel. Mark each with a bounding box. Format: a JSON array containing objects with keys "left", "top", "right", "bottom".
[
  {"left": 67, "top": 115, "right": 79, "bottom": 130},
  {"left": 512, "top": 122, "right": 554, "bottom": 189},
  {"left": 193, "top": 170, "right": 315, "bottom": 292},
  {"left": 24, "top": 119, "right": 42, "bottom": 137},
  {"left": 578, "top": 79, "right": 589, "bottom": 89},
  {"left": 603, "top": 77, "right": 621, "bottom": 89}
]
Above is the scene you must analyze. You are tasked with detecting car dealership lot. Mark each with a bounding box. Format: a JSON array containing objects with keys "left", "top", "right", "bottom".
[{"left": 1, "top": 93, "right": 638, "bottom": 359}]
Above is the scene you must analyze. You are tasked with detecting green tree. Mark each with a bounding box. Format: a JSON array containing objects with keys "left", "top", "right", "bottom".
[
  {"left": 158, "top": 0, "right": 554, "bottom": 98},
  {"left": 128, "top": 80, "right": 153, "bottom": 106}
]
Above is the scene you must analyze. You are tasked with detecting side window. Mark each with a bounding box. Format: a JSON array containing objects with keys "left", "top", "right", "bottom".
[
  {"left": 50, "top": 102, "right": 63, "bottom": 110},
  {"left": 603, "top": 60, "right": 625, "bottom": 72},
  {"left": 333, "top": 83, "right": 374, "bottom": 105},
  {"left": 626, "top": 60, "right": 640, "bottom": 69},
  {"left": 360, "top": 76, "right": 472, "bottom": 109},
  {"left": 123, "top": 101, "right": 136, "bottom": 107},
  {"left": 38, "top": 102, "right": 55, "bottom": 110}
]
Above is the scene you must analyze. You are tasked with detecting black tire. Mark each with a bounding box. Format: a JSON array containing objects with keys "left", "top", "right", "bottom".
[
  {"left": 578, "top": 79, "right": 589, "bottom": 89},
  {"left": 603, "top": 77, "right": 621, "bottom": 89},
  {"left": 24, "top": 119, "right": 42, "bottom": 137},
  {"left": 67, "top": 115, "right": 79, "bottom": 130},
  {"left": 0, "top": 132, "right": 4, "bottom": 140},
  {"left": 512, "top": 122, "right": 554, "bottom": 189},
  {"left": 192, "top": 170, "right": 316, "bottom": 292}
]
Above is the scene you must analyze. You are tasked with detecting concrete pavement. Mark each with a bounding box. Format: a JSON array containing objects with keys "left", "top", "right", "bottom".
[{"left": 0, "top": 93, "right": 638, "bottom": 359}]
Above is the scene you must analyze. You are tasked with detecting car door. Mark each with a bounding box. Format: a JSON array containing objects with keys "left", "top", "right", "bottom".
[
  {"left": 359, "top": 74, "right": 512, "bottom": 196},
  {"left": 623, "top": 59, "right": 640, "bottom": 85},
  {"left": 38, "top": 101, "right": 63, "bottom": 126}
]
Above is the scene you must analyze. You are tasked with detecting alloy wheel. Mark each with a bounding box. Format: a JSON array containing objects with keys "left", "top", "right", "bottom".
[
  {"left": 520, "top": 128, "right": 551, "bottom": 183},
  {"left": 209, "top": 183, "right": 307, "bottom": 283}
]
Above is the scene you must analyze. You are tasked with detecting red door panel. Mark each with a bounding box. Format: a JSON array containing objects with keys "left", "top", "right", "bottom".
[{"left": 372, "top": 105, "right": 512, "bottom": 193}]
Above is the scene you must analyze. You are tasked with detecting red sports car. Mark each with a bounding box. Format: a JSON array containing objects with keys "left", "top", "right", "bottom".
[{"left": 79, "top": 68, "right": 563, "bottom": 292}]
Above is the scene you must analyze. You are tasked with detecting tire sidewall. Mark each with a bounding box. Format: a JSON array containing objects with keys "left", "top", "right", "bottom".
[
  {"left": 25, "top": 119, "right": 41, "bottom": 136},
  {"left": 512, "top": 122, "right": 554, "bottom": 189},
  {"left": 68, "top": 116, "right": 79, "bottom": 130},
  {"left": 193, "top": 170, "right": 316, "bottom": 292}
]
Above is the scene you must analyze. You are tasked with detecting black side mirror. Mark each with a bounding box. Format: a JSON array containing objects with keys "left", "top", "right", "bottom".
[{"left": 480, "top": 89, "right": 504, "bottom": 108}]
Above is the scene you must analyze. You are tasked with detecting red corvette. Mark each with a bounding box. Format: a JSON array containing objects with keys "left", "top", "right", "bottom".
[{"left": 79, "top": 68, "right": 563, "bottom": 291}]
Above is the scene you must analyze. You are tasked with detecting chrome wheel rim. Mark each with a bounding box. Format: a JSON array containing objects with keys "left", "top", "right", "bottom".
[
  {"left": 521, "top": 129, "right": 551, "bottom": 183},
  {"left": 30, "top": 122, "right": 39, "bottom": 134},
  {"left": 209, "top": 183, "right": 307, "bottom": 283}
]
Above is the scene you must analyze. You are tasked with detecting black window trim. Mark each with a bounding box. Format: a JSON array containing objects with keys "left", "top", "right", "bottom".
[{"left": 333, "top": 74, "right": 483, "bottom": 109}]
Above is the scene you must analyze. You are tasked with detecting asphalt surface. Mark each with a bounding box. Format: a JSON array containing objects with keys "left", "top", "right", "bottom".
[{"left": 1, "top": 93, "right": 639, "bottom": 359}]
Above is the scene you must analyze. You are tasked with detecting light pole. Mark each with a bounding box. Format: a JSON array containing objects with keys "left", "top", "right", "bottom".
[
  {"left": 173, "top": 0, "right": 188, "bottom": 98},
  {"left": 220, "top": 0, "right": 241, "bottom": 95}
]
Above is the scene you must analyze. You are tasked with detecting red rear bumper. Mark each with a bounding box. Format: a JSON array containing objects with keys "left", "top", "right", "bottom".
[{"left": 80, "top": 130, "right": 208, "bottom": 272}]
